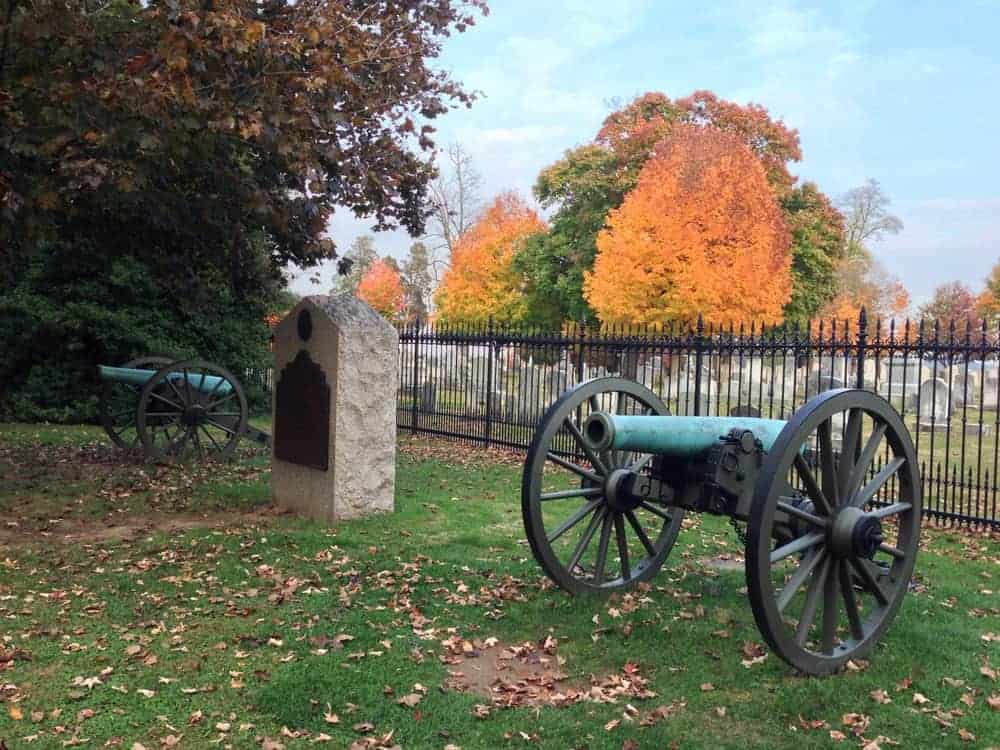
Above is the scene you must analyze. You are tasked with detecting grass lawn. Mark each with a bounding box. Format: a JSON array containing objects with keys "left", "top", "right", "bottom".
[{"left": 0, "top": 423, "right": 998, "bottom": 749}]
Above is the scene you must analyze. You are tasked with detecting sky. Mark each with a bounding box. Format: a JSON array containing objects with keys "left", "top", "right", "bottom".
[{"left": 289, "top": 0, "right": 1000, "bottom": 309}]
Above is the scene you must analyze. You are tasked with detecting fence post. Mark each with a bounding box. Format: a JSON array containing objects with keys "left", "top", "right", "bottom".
[
  {"left": 856, "top": 307, "right": 868, "bottom": 390},
  {"left": 693, "top": 314, "right": 705, "bottom": 416},
  {"left": 576, "top": 317, "right": 586, "bottom": 385},
  {"left": 411, "top": 322, "right": 420, "bottom": 434},
  {"left": 484, "top": 316, "right": 495, "bottom": 447}
]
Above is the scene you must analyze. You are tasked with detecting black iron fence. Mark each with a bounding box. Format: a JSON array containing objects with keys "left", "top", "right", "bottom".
[{"left": 396, "top": 311, "right": 1000, "bottom": 530}]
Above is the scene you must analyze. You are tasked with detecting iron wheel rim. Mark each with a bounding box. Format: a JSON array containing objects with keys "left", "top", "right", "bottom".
[
  {"left": 99, "top": 356, "right": 175, "bottom": 450},
  {"left": 522, "top": 376, "right": 685, "bottom": 595},
  {"left": 746, "top": 388, "right": 921, "bottom": 675},
  {"left": 137, "top": 358, "right": 248, "bottom": 463}
]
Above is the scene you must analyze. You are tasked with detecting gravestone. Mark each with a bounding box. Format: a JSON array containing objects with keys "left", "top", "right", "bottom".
[
  {"left": 983, "top": 367, "right": 1000, "bottom": 410},
  {"left": 917, "top": 377, "right": 951, "bottom": 432},
  {"left": 271, "top": 295, "right": 398, "bottom": 522}
]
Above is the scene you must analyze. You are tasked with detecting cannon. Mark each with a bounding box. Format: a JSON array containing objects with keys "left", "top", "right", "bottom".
[
  {"left": 98, "top": 357, "right": 269, "bottom": 462},
  {"left": 522, "top": 378, "right": 921, "bottom": 675}
]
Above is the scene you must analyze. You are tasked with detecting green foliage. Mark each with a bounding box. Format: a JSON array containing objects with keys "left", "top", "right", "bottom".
[
  {"left": 0, "top": 236, "right": 277, "bottom": 422},
  {"left": 516, "top": 145, "right": 628, "bottom": 327},
  {"left": 780, "top": 182, "right": 846, "bottom": 323},
  {"left": 0, "top": 0, "right": 483, "bottom": 421}
]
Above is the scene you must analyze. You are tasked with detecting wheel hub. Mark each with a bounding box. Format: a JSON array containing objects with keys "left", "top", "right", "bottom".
[
  {"left": 604, "top": 469, "right": 642, "bottom": 512},
  {"left": 829, "top": 506, "right": 883, "bottom": 559},
  {"left": 181, "top": 404, "right": 207, "bottom": 427}
]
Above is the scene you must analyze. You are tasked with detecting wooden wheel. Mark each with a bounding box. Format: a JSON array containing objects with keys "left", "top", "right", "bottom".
[
  {"left": 99, "top": 356, "right": 174, "bottom": 450},
  {"left": 136, "top": 359, "right": 248, "bottom": 462},
  {"left": 521, "top": 377, "right": 684, "bottom": 594},
  {"left": 746, "top": 389, "right": 921, "bottom": 674}
]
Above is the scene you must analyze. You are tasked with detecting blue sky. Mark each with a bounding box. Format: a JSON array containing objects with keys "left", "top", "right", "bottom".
[{"left": 291, "top": 0, "right": 1000, "bottom": 308}]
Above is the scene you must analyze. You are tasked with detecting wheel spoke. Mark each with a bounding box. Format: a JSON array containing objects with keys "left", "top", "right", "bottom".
[
  {"left": 793, "top": 453, "right": 833, "bottom": 516},
  {"left": 822, "top": 563, "right": 840, "bottom": 655},
  {"left": 546, "top": 452, "right": 602, "bottom": 484},
  {"left": 191, "top": 426, "right": 204, "bottom": 459},
  {"left": 853, "top": 458, "right": 906, "bottom": 508},
  {"left": 566, "top": 508, "right": 606, "bottom": 572},
  {"left": 777, "top": 499, "right": 830, "bottom": 528},
  {"left": 614, "top": 513, "right": 631, "bottom": 581},
  {"left": 546, "top": 500, "right": 601, "bottom": 544},
  {"left": 818, "top": 419, "right": 840, "bottom": 508},
  {"left": 593, "top": 512, "right": 613, "bottom": 585},
  {"left": 776, "top": 548, "right": 827, "bottom": 613},
  {"left": 869, "top": 501, "right": 911, "bottom": 519},
  {"left": 205, "top": 390, "right": 238, "bottom": 412},
  {"left": 539, "top": 487, "right": 604, "bottom": 502},
  {"left": 837, "top": 408, "right": 863, "bottom": 499},
  {"left": 563, "top": 417, "right": 608, "bottom": 475},
  {"left": 199, "top": 424, "right": 223, "bottom": 453},
  {"left": 625, "top": 510, "right": 657, "bottom": 556},
  {"left": 203, "top": 417, "right": 239, "bottom": 436},
  {"left": 164, "top": 376, "right": 187, "bottom": 405},
  {"left": 639, "top": 501, "right": 673, "bottom": 522},
  {"left": 838, "top": 560, "right": 865, "bottom": 641},
  {"left": 770, "top": 532, "right": 825, "bottom": 564},
  {"left": 795, "top": 555, "right": 831, "bottom": 645},
  {"left": 849, "top": 557, "right": 889, "bottom": 605},
  {"left": 845, "top": 421, "right": 887, "bottom": 503},
  {"left": 630, "top": 453, "right": 654, "bottom": 473},
  {"left": 182, "top": 368, "right": 193, "bottom": 407},
  {"left": 148, "top": 390, "right": 184, "bottom": 411}
]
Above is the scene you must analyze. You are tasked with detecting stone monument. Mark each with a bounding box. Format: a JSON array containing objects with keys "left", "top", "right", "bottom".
[{"left": 271, "top": 294, "right": 398, "bottom": 522}]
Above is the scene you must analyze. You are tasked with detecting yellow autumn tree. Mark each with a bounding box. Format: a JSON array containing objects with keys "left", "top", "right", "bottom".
[
  {"left": 583, "top": 124, "right": 792, "bottom": 328},
  {"left": 434, "top": 192, "right": 546, "bottom": 325},
  {"left": 357, "top": 258, "right": 404, "bottom": 322}
]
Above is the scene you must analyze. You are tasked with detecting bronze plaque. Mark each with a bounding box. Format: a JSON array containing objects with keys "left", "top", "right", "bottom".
[{"left": 274, "top": 350, "right": 330, "bottom": 470}]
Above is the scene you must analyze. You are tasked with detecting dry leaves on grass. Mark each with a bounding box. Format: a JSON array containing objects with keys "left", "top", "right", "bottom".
[{"left": 441, "top": 635, "right": 657, "bottom": 711}]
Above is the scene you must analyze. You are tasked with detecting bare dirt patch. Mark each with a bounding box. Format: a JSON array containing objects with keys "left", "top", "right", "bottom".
[
  {"left": 0, "top": 505, "right": 288, "bottom": 546},
  {"left": 698, "top": 553, "right": 744, "bottom": 571},
  {"left": 439, "top": 636, "right": 660, "bottom": 711}
]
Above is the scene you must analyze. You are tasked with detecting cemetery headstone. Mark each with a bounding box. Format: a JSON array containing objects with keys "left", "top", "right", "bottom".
[{"left": 917, "top": 377, "right": 951, "bottom": 432}]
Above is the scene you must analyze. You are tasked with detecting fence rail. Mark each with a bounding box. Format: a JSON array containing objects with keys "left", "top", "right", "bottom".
[{"left": 252, "top": 312, "right": 1000, "bottom": 529}]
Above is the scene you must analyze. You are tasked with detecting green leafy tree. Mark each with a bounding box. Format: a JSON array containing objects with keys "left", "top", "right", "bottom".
[
  {"left": 0, "top": 0, "right": 484, "bottom": 420},
  {"left": 400, "top": 241, "right": 434, "bottom": 325},
  {"left": 780, "top": 182, "right": 847, "bottom": 322},
  {"left": 333, "top": 236, "right": 379, "bottom": 295}
]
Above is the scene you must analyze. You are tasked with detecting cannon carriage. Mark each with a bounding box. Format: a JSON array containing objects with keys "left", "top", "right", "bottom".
[
  {"left": 522, "top": 377, "right": 920, "bottom": 675},
  {"left": 98, "top": 357, "right": 269, "bottom": 462}
]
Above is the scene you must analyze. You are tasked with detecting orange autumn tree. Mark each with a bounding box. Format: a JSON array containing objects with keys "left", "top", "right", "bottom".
[
  {"left": 584, "top": 125, "right": 792, "bottom": 328},
  {"left": 434, "top": 192, "right": 546, "bottom": 325},
  {"left": 357, "top": 258, "right": 405, "bottom": 321}
]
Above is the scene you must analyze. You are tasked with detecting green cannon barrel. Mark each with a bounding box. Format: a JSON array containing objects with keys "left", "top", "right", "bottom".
[
  {"left": 98, "top": 365, "right": 233, "bottom": 396},
  {"left": 584, "top": 413, "right": 788, "bottom": 458}
]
